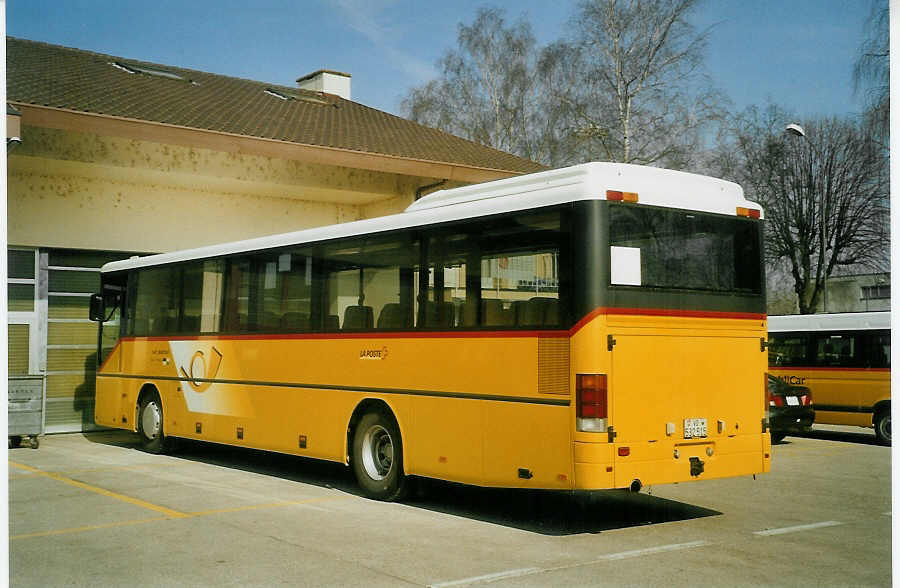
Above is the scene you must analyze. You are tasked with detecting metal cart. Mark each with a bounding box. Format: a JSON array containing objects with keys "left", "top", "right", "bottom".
[{"left": 9, "top": 375, "right": 44, "bottom": 449}]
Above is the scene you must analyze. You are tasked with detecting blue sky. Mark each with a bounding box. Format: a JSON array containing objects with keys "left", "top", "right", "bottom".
[{"left": 6, "top": 0, "right": 873, "bottom": 120}]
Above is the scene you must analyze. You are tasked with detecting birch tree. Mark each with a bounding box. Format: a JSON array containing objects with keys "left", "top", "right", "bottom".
[
  {"left": 402, "top": 8, "right": 561, "bottom": 164},
  {"left": 853, "top": 0, "right": 889, "bottom": 145},
  {"left": 560, "top": 0, "right": 725, "bottom": 167}
]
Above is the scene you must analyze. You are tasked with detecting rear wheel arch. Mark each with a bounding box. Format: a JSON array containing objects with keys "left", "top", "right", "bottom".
[
  {"left": 347, "top": 399, "right": 409, "bottom": 501},
  {"left": 873, "top": 399, "right": 890, "bottom": 415},
  {"left": 135, "top": 383, "right": 161, "bottom": 431},
  {"left": 345, "top": 398, "right": 405, "bottom": 465},
  {"left": 873, "top": 400, "right": 891, "bottom": 445},
  {"left": 136, "top": 384, "right": 170, "bottom": 454}
]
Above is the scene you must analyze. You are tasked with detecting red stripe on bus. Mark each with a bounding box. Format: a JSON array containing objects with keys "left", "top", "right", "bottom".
[
  {"left": 602, "top": 307, "right": 766, "bottom": 321},
  {"left": 568, "top": 307, "right": 765, "bottom": 335}
]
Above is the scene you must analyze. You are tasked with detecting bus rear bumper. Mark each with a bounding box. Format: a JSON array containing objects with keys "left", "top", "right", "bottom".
[{"left": 573, "top": 434, "right": 771, "bottom": 490}]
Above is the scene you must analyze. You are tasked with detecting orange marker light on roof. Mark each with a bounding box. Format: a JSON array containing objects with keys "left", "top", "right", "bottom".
[
  {"left": 737, "top": 207, "right": 761, "bottom": 218},
  {"left": 607, "top": 190, "right": 639, "bottom": 202}
]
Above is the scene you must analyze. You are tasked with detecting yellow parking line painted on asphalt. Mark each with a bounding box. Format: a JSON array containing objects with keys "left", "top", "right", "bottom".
[
  {"left": 9, "top": 461, "right": 189, "bottom": 519},
  {"left": 9, "top": 494, "right": 349, "bottom": 541},
  {"left": 9, "top": 462, "right": 175, "bottom": 480},
  {"left": 11, "top": 517, "right": 168, "bottom": 540},
  {"left": 9, "top": 460, "right": 351, "bottom": 541}
]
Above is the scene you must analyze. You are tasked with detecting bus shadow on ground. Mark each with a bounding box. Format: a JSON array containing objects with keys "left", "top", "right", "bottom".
[
  {"left": 83, "top": 431, "right": 721, "bottom": 535},
  {"left": 82, "top": 430, "right": 362, "bottom": 494},
  {"left": 406, "top": 479, "right": 721, "bottom": 535}
]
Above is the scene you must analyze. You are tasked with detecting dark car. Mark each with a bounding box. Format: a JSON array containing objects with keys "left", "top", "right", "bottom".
[{"left": 767, "top": 374, "right": 814, "bottom": 443}]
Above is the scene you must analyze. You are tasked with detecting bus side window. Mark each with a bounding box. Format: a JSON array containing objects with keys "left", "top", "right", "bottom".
[
  {"left": 181, "top": 259, "right": 225, "bottom": 334},
  {"left": 814, "top": 333, "right": 858, "bottom": 367},
  {"left": 222, "top": 250, "right": 313, "bottom": 333},
  {"left": 418, "top": 208, "right": 569, "bottom": 330},
  {"left": 864, "top": 330, "right": 891, "bottom": 368},
  {"left": 131, "top": 266, "right": 181, "bottom": 336},
  {"left": 768, "top": 334, "right": 808, "bottom": 366},
  {"left": 323, "top": 233, "right": 417, "bottom": 332}
]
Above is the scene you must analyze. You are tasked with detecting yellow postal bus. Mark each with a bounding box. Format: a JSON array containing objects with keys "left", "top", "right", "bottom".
[
  {"left": 90, "top": 162, "right": 771, "bottom": 500},
  {"left": 768, "top": 312, "right": 891, "bottom": 444}
]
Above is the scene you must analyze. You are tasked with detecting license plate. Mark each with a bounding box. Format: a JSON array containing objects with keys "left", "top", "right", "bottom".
[
  {"left": 785, "top": 396, "right": 800, "bottom": 406},
  {"left": 684, "top": 418, "right": 707, "bottom": 439}
]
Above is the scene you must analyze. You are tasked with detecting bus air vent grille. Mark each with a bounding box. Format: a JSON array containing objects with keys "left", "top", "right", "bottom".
[{"left": 538, "top": 338, "right": 570, "bottom": 395}]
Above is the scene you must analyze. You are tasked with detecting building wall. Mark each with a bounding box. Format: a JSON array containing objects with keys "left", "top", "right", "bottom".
[
  {"left": 6, "top": 123, "right": 459, "bottom": 433},
  {"left": 818, "top": 273, "right": 891, "bottom": 313},
  {"left": 8, "top": 126, "right": 425, "bottom": 252}
]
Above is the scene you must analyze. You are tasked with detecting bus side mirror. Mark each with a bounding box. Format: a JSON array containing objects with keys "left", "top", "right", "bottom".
[{"left": 89, "top": 293, "right": 105, "bottom": 322}]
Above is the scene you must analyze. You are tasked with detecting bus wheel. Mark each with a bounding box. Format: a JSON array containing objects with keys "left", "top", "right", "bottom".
[
  {"left": 874, "top": 409, "right": 891, "bottom": 446},
  {"left": 351, "top": 411, "right": 408, "bottom": 501},
  {"left": 138, "top": 392, "right": 169, "bottom": 454}
]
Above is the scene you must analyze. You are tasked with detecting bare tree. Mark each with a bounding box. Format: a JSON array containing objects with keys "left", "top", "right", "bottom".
[
  {"left": 402, "top": 8, "right": 566, "bottom": 165},
  {"left": 853, "top": 0, "right": 889, "bottom": 145},
  {"left": 719, "top": 106, "right": 889, "bottom": 314},
  {"left": 558, "top": 0, "right": 726, "bottom": 168},
  {"left": 402, "top": 2, "right": 724, "bottom": 170}
]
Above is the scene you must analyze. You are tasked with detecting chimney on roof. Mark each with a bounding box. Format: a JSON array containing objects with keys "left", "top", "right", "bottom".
[{"left": 296, "top": 70, "right": 351, "bottom": 100}]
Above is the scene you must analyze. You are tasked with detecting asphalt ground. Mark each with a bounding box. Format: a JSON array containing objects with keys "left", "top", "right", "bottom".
[{"left": 8, "top": 425, "right": 892, "bottom": 587}]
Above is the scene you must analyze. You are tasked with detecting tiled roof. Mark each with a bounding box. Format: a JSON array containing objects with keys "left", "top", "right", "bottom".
[{"left": 6, "top": 37, "right": 545, "bottom": 175}]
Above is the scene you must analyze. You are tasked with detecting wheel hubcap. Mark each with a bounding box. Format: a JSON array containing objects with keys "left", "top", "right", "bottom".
[
  {"left": 142, "top": 402, "right": 161, "bottom": 440},
  {"left": 361, "top": 425, "right": 393, "bottom": 481}
]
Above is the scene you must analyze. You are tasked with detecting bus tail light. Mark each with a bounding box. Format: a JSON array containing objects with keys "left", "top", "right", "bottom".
[
  {"left": 577, "top": 374, "right": 608, "bottom": 433},
  {"left": 737, "top": 206, "right": 761, "bottom": 218}
]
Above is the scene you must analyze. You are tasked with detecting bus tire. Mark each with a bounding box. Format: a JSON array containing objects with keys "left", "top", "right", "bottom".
[
  {"left": 138, "top": 391, "right": 169, "bottom": 454},
  {"left": 874, "top": 408, "right": 891, "bottom": 446},
  {"left": 351, "top": 410, "right": 408, "bottom": 501}
]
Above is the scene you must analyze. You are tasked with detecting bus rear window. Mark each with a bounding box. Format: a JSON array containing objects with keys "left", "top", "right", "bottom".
[{"left": 609, "top": 205, "right": 761, "bottom": 294}]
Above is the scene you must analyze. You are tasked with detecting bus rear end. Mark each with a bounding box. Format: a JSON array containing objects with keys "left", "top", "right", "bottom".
[{"left": 570, "top": 193, "right": 770, "bottom": 491}]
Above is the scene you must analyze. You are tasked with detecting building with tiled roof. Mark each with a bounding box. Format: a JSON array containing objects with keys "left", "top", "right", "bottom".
[{"left": 5, "top": 36, "right": 545, "bottom": 433}]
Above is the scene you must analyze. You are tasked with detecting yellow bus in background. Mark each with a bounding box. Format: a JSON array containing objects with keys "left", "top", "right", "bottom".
[
  {"left": 90, "top": 162, "right": 770, "bottom": 500},
  {"left": 769, "top": 312, "right": 891, "bottom": 445}
]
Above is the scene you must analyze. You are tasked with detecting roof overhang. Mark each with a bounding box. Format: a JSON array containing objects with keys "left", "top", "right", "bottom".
[{"left": 9, "top": 103, "right": 523, "bottom": 184}]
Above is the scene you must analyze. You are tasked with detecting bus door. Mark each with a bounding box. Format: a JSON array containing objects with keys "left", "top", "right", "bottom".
[
  {"left": 608, "top": 330, "right": 762, "bottom": 485},
  {"left": 92, "top": 275, "right": 127, "bottom": 427}
]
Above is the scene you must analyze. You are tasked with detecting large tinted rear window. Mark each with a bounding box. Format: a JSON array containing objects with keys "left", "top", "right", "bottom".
[{"left": 609, "top": 205, "right": 762, "bottom": 294}]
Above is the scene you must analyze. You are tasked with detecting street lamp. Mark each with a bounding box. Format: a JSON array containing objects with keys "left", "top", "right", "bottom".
[{"left": 784, "top": 122, "right": 827, "bottom": 313}]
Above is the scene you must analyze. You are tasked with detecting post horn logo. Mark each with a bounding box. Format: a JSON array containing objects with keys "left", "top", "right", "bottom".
[{"left": 180, "top": 347, "right": 223, "bottom": 392}]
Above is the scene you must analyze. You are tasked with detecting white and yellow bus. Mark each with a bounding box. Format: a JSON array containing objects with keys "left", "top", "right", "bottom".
[
  {"left": 768, "top": 312, "right": 891, "bottom": 444},
  {"left": 90, "top": 162, "right": 771, "bottom": 500}
]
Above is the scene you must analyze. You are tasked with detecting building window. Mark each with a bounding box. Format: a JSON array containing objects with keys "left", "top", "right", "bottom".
[{"left": 861, "top": 284, "right": 890, "bottom": 300}]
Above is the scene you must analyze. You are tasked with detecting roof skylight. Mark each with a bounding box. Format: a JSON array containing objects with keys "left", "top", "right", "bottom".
[
  {"left": 109, "top": 61, "right": 185, "bottom": 81},
  {"left": 264, "top": 88, "right": 332, "bottom": 106},
  {"left": 264, "top": 88, "right": 294, "bottom": 101}
]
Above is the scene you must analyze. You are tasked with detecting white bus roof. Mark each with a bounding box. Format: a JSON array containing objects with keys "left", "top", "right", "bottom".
[
  {"left": 101, "top": 162, "right": 762, "bottom": 273},
  {"left": 768, "top": 311, "right": 890, "bottom": 332}
]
